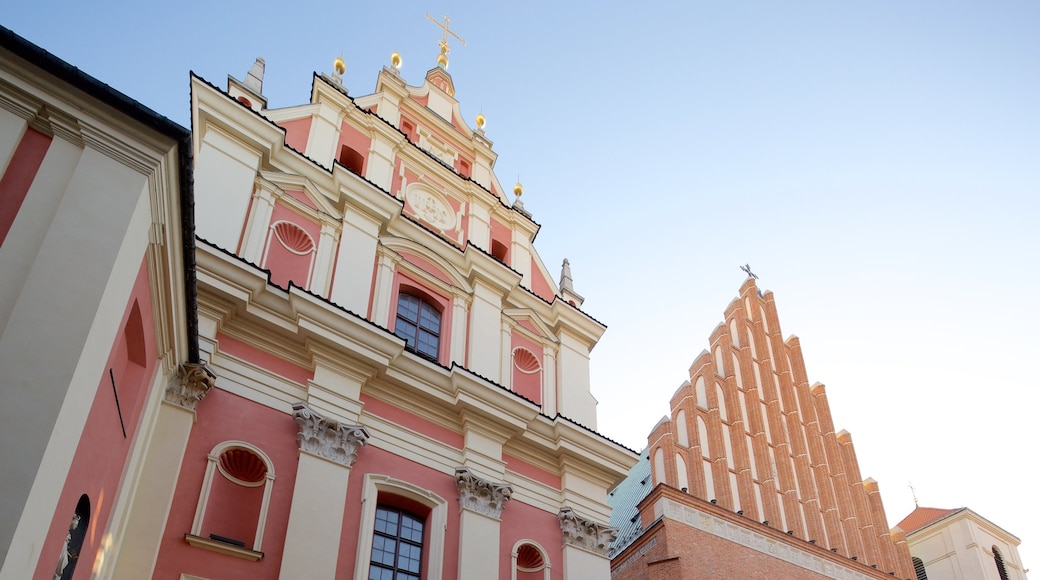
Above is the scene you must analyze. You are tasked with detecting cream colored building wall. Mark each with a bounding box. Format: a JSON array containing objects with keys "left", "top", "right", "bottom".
[
  {"left": 0, "top": 48, "right": 187, "bottom": 578},
  {"left": 909, "top": 512, "right": 1028, "bottom": 580}
]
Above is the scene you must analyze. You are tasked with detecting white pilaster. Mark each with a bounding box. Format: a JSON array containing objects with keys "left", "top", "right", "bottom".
[
  {"left": 329, "top": 209, "right": 381, "bottom": 314},
  {"left": 467, "top": 201, "right": 491, "bottom": 251},
  {"left": 239, "top": 182, "right": 274, "bottom": 265},
  {"left": 303, "top": 103, "right": 342, "bottom": 169},
  {"left": 450, "top": 293, "right": 468, "bottom": 367},
  {"left": 558, "top": 508, "right": 615, "bottom": 580},
  {"left": 369, "top": 253, "right": 397, "bottom": 326},
  {"left": 109, "top": 365, "right": 216, "bottom": 580},
  {"left": 556, "top": 331, "right": 597, "bottom": 429},
  {"left": 310, "top": 223, "right": 338, "bottom": 297},
  {"left": 193, "top": 128, "right": 261, "bottom": 252},
  {"left": 365, "top": 139, "right": 395, "bottom": 191},
  {"left": 466, "top": 281, "right": 502, "bottom": 380},
  {"left": 279, "top": 404, "right": 369, "bottom": 580},
  {"left": 456, "top": 468, "right": 512, "bottom": 580}
]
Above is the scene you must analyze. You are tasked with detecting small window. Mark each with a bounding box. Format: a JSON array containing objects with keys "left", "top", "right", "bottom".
[
  {"left": 490, "top": 240, "right": 509, "bottom": 263},
  {"left": 395, "top": 293, "right": 441, "bottom": 361},
  {"left": 339, "top": 145, "right": 365, "bottom": 175},
  {"left": 913, "top": 556, "right": 928, "bottom": 580},
  {"left": 457, "top": 159, "right": 471, "bottom": 178},
  {"left": 993, "top": 546, "right": 1010, "bottom": 580},
  {"left": 370, "top": 505, "right": 424, "bottom": 580}
]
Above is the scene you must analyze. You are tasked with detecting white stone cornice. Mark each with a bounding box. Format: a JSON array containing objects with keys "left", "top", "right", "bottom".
[
  {"left": 292, "top": 402, "right": 369, "bottom": 467},
  {"left": 455, "top": 467, "right": 512, "bottom": 519},
  {"left": 164, "top": 363, "right": 217, "bottom": 411},
  {"left": 557, "top": 507, "right": 616, "bottom": 556}
]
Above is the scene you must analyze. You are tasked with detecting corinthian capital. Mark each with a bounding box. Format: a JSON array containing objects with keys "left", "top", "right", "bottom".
[
  {"left": 164, "top": 363, "right": 216, "bottom": 411},
  {"left": 292, "top": 403, "right": 369, "bottom": 467},
  {"left": 455, "top": 467, "right": 512, "bottom": 519},
  {"left": 558, "top": 507, "right": 617, "bottom": 556}
]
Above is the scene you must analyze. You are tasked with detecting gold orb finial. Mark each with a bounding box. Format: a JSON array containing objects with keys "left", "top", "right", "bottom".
[
  {"left": 513, "top": 182, "right": 523, "bottom": 197},
  {"left": 475, "top": 112, "right": 485, "bottom": 130},
  {"left": 333, "top": 55, "right": 346, "bottom": 76},
  {"left": 391, "top": 51, "right": 402, "bottom": 70},
  {"left": 437, "top": 52, "right": 449, "bottom": 69}
]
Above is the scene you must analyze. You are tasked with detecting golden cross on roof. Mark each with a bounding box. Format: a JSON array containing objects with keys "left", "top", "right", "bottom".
[{"left": 425, "top": 13, "right": 466, "bottom": 55}]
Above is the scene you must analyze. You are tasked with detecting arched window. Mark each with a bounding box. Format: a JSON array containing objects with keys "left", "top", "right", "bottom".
[
  {"left": 395, "top": 293, "right": 442, "bottom": 361},
  {"left": 370, "top": 505, "right": 425, "bottom": 579},
  {"left": 54, "top": 495, "right": 90, "bottom": 580},
  {"left": 993, "top": 546, "right": 1010, "bottom": 580},
  {"left": 354, "top": 474, "right": 447, "bottom": 580},
  {"left": 512, "top": 540, "right": 550, "bottom": 580},
  {"left": 912, "top": 556, "right": 928, "bottom": 580}
]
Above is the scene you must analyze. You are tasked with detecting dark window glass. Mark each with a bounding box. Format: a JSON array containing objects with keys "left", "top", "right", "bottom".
[
  {"left": 370, "top": 505, "right": 424, "bottom": 580},
  {"left": 395, "top": 293, "right": 441, "bottom": 360}
]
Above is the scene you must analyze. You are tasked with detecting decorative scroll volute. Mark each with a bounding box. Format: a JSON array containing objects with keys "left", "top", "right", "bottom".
[
  {"left": 455, "top": 467, "right": 513, "bottom": 519},
  {"left": 164, "top": 363, "right": 217, "bottom": 411},
  {"left": 558, "top": 507, "right": 617, "bottom": 556},
  {"left": 291, "top": 403, "right": 369, "bottom": 467}
]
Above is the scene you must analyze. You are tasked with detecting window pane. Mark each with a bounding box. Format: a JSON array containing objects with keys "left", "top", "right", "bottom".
[
  {"left": 398, "top": 542, "right": 422, "bottom": 573},
  {"left": 419, "top": 304, "right": 440, "bottom": 333},
  {"left": 370, "top": 535, "right": 397, "bottom": 566},
  {"left": 371, "top": 505, "right": 424, "bottom": 580},
  {"left": 401, "top": 515, "right": 424, "bottom": 542},
  {"left": 394, "top": 320, "right": 417, "bottom": 347}
]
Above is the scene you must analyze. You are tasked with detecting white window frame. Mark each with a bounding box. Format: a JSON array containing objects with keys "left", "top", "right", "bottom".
[
  {"left": 189, "top": 440, "right": 275, "bottom": 552},
  {"left": 353, "top": 473, "right": 448, "bottom": 580}
]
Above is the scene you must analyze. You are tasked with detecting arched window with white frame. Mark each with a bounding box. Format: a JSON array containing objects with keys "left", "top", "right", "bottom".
[
  {"left": 511, "top": 540, "right": 550, "bottom": 580},
  {"left": 354, "top": 474, "right": 448, "bottom": 580},
  {"left": 185, "top": 441, "right": 275, "bottom": 560}
]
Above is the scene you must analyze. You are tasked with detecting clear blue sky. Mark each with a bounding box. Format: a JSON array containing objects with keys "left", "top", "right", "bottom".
[{"left": 6, "top": 0, "right": 1038, "bottom": 572}]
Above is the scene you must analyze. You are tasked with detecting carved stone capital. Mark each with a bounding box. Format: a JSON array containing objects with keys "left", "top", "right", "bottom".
[
  {"left": 292, "top": 403, "right": 369, "bottom": 467},
  {"left": 164, "top": 363, "right": 216, "bottom": 411},
  {"left": 455, "top": 467, "right": 512, "bottom": 519},
  {"left": 558, "top": 507, "right": 617, "bottom": 556}
]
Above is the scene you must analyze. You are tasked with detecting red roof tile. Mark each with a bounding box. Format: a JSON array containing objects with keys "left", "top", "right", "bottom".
[{"left": 896, "top": 506, "right": 966, "bottom": 534}]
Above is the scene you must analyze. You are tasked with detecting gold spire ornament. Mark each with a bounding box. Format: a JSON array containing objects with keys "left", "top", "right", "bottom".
[
  {"left": 425, "top": 13, "right": 466, "bottom": 69},
  {"left": 391, "top": 51, "right": 402, "bottom": 71},
  {"left": 475, "top": 112, "right": 486, "bottom": 131},
  {"left": 333, "top": 55, "right": 346, "bottom": 76}
]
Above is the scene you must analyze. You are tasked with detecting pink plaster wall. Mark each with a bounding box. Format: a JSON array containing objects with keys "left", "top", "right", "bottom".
[
  {"left": 530, "top": 261, "right": 555, "bottom": 302},
  {"left": 0, "top": 127, "right": 51, "bottom": 247},
  {"left": 279, "top": 118, "right": 311, "bottom": 153},
  {"left": 510, "top": 331, "right": 543, "bottom": 405},
  {"left": 153, "top": 390, "right": 299, "bottom": 580},
  {"left": 34, "top": 259, "right": 155, "bottom": 579},
  {"left": 262, "top": 203, "right": 321, "bottom": 290},
  {"left": 499, "top": 500, "right": 565, "bottom": 580},
  {"left": 490, "top": 218, "right": 512, "bottom": 263},
  {"left": 335, "top": 122, "right": 371, "bottom": 175}
]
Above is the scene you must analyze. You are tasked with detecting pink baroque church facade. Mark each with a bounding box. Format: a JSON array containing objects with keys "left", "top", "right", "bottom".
[
  {"left": 175, "top": 50, "right": 636, "bottom": 580},
  {"left": 0, "top": 27, "right": 637, "bottom": 580}
]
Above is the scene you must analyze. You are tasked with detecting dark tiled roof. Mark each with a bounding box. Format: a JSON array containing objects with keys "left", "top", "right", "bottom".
[{"left": 608, "top": 448, "right": 652, "bottom": 557}]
